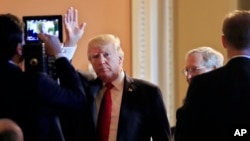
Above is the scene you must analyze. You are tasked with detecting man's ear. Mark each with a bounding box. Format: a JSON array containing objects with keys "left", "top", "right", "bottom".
[
  {"left": 221, "top": 35, "right": 227, "bottom": 49},
  {"left": 16, "top": 43, "right": 23, "bottom": 56},
  {"left": 119, "top": 55, "right": 124, "bottom": 64}
]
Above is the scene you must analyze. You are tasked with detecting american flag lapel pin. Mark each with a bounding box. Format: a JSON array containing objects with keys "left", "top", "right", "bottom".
[{"left": 128, "top": 88, "right": 133, "bottom": 92}]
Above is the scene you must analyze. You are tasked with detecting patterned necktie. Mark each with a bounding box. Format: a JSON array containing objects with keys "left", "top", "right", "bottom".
[{"left": 97, "top": 83, "right": 114, "bottom": 141}]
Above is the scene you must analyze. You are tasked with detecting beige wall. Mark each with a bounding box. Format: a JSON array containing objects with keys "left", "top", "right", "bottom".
[
  {"left": 1, "top": 0, "right": 131, "bottom": 75},
  {"left": 173, "top": 0, "right": 237, "bottom": 109}
]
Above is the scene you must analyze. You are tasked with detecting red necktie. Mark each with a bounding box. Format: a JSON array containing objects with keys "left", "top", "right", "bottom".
[{"left": 97, "top": 83, "right": 114, "bottom": 141}]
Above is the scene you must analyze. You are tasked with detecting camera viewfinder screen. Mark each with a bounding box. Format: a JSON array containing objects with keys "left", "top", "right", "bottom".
[{"left": 23, "top": 15, "right": 62, "bottom": 43}]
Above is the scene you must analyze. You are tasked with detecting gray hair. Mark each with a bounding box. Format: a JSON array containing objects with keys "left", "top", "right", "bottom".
[{"left": 185, "top": 46, "right": 224, "bottom": 68}]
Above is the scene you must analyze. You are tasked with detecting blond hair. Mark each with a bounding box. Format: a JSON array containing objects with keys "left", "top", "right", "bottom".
[{"left": 87, "top": 34, "right": 124, "bottom": 60}]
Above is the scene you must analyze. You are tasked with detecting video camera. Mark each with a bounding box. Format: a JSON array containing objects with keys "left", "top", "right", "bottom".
[{"left": 22, "top": 15, "right": 63, "bottom": 80}]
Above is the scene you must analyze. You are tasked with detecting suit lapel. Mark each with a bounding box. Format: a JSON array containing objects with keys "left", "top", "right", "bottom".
[
  {"left": 89, "top": 78, "right": 103, "bottom": 127},
  {"left": 117, "top": 74, "right": 136, "bottom": 141}
]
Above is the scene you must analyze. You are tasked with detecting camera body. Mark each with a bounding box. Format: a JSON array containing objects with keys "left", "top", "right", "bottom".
[
  {"left": 22, "top": 15, "right": 63, "bottom": 80},
  {"left": 22, "top": 43, "right": 58, "bottom": 80}
]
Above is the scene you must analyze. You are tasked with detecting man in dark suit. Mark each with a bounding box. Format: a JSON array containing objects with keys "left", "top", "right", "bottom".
[
  {"left": 0, "top": 12, "right": 87, "bottom": 141},
  {"left": 60, "top": 33, "right": 171, "bottom": 141},
  {"left": 175, "top": 10, "right": 250, "bottom": 141}
]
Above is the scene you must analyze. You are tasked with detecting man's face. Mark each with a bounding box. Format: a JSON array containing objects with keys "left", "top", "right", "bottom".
[
  {"left": 184, "top": 53, "right": 212, "bottom": 84},
  {"left": 88, "top": 43, "right": 122, "bottom": 83},
  {"left": 14, "top": 34, "right": 25, "bottom": 64}
]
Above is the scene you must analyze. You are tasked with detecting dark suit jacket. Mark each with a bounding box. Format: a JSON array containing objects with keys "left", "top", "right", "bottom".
[
  {"left": 61, "top": 71, "right": 171, "bottom": 141},
  {"left": 0, "top": 57, "right": 86, "bottom": 141},
  {"left": 175, "top": 57, "right": 250, "bottom": 141}
]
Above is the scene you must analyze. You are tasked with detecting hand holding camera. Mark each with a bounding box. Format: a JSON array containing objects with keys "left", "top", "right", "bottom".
[
  {"left": 38, "top": 33, "right": 62, "bottom": 57},
  {"left": 22, "top": 10, "right": 85, "bottom": 79}
]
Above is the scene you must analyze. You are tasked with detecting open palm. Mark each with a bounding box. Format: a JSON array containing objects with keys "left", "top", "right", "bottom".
[{"left": 64, "top": 7, "right": 86, "bottom": 46}]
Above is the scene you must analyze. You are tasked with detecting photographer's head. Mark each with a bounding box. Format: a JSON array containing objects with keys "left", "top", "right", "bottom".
[
  {"left": 0, "top": 13, "right": 24, "bottom": 64},
  {"left": 0, "top": 118, "right": 23, "bottom": 141}
]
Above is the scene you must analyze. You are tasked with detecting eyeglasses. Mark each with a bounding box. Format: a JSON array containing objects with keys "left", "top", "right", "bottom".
[{"left": 183, "top": 66, "right": 206, "bottom": 76}]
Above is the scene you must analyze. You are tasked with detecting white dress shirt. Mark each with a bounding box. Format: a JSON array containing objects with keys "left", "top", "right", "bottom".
[{"left": 96, "top": 70, "right": 125, "bottom": 141}]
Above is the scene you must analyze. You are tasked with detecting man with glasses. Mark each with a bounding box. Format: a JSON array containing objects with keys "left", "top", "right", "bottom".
[
  {"left": 184, "top": 46, "right": 224, "bottom": 84},
  {"left": 171, "top": 46, "right": 224, "bottom": 140}
]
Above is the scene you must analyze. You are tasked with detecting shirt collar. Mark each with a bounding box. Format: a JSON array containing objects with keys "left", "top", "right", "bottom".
[
  {"left": 8, "top": 60, "right": 18, "bottom": 66},
  {"left": 231, "top": 55, "right": 250, "bottom": 59},
  {"left": 229, "top": 55, "right": 250, "bottom": 62},
  {"left": 104, "top": 70, "right": 125, "bottom": 91}
]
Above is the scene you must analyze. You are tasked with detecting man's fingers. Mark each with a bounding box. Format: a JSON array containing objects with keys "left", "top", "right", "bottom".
[
  {"left": 79, "top": 22, "right": 87, "bottom": 31},
  {"left": 74, "top": 8, "right": 78, "bottom": 23},
  {"left": 69, "top": 7, "right": 73, "bottom": 22},
  {"left": 37, "top": 33, "right": 48, "bottom": 42}
]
